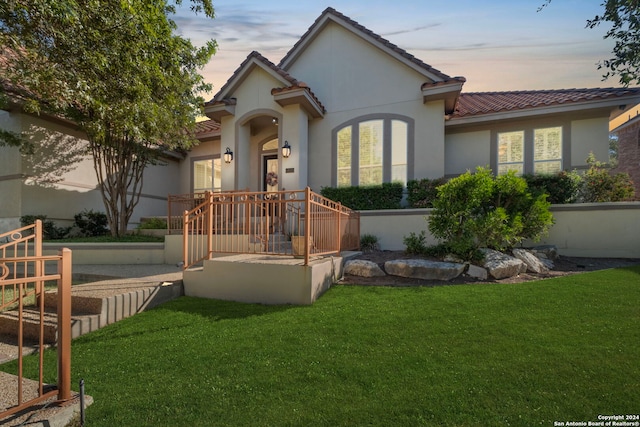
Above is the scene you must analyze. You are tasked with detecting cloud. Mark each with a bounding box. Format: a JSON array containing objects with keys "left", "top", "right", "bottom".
[{"left": 380, "top": 23, "right": 442, "bottom": 37}]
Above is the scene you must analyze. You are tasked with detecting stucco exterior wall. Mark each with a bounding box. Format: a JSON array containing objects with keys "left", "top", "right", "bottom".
[
  {"left": 571, "top": 117, "right": 610, "bottom": 168},
  {"left": 285, "top": 21, "right": 446, "bottom": 189},
  {"left": 444, "top": 130, "right": 491, "bottom": 176},
  {"left": 360, "top": 203, "right": 640, "bottom": 258},
  {"left": 0, "top": 111, "right": 23, "bottom": 231},
  {"left": 0, "top": 112, "right": 181, "bottom": 232}
]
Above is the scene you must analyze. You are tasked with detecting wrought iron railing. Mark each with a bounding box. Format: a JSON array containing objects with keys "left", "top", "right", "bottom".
[
  {"left": 179, "top": 187, "right": 360, "bottom": 268},
  {"left": 0, "top": 220, "right": 72, "bottom": 420}
]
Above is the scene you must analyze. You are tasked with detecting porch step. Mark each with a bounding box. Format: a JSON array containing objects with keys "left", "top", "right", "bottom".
[
  {"left": 0, "top": 280, "right": 184, "bottom": 344},
  {"left": 0, "top": 308, "right": 100, "bottom": 344}
]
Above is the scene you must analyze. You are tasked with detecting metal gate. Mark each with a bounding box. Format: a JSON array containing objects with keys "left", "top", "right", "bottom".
[{"left": 0, "top": 220, "right": 72, "bottom": 420}]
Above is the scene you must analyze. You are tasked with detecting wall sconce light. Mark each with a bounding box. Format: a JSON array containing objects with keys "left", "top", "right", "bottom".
[
  {"left": 223, "top": 147, "right": 234, "bottom": 164},
  {"left": 272, "top": 117, "right": 278, "bottom": 125},
  {"left": 281, "top": 140, "right": 291, "bottom": 158}
]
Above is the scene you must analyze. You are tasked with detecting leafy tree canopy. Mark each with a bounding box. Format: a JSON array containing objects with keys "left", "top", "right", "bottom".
[
  {"left": 541, "top": 0, "right": 640, "bottom": 86},
  {"left": 0, "top": 0, "right": 217, "bottom": 235}
]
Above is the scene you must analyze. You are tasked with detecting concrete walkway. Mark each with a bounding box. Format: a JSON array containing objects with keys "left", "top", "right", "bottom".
[{"left": 0, "top": 263, "right": 184, "bottom": 427}]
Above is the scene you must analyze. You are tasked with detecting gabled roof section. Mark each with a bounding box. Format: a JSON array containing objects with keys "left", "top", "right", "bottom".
[
  {"left": 278, "top": 7, "right": 454, "bottom": 84},
  {"left": 448, "top": 87, "right": 640, "bottom": 124},
  {"left": 209, "top": 51, "right": 299, "bottom": 104},
  {"left": 206, "top": 50, "right": 325, "bottom": 121}
]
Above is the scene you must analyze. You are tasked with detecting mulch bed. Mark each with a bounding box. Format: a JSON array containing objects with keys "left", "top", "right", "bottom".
[{"left": 339, "top": 250, "right": 640, "bottom": 287}]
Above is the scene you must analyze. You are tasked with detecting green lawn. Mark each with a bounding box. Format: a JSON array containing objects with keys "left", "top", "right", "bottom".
[{"left": 3, "top": 266, "right": 639, "bottom": 426}]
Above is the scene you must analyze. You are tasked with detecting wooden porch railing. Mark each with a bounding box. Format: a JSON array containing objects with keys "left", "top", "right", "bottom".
[
  {"left": 177, "top": 187, "right": 360, "bottom": 269},
  {"left": 0, "top": 220, "right": 72, "bottom": 421}
]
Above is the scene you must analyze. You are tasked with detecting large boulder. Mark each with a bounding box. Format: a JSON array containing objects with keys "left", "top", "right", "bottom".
[
  {"left": 512, "top": 248, "right": 549, "bottom": 274},
  {"left": 344, "top": 260, "right": 386, "bottom": 277},
  {"left": 480, "top": 248, "right": 526, "bottom": 280},
  {"left": 384, "top": 259, "right": 465, "bottom": 281},
  {"left": 466, "top": 264, "right": 488, "bottom": 280}
]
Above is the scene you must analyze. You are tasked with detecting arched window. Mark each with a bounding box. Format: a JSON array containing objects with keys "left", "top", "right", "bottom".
[{"left": 334, "top": 116, "right": 412, "bottom": 187}]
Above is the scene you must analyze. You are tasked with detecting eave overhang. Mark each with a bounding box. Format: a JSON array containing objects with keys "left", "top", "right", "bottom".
[
  {"left": 422, "top": 78, "right": 465, "bottom": 115},
  {"left": 271, "top": 86, "right": 325, "bottom": 119}
]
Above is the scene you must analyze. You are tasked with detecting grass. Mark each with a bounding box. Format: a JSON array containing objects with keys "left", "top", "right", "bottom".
[{"left": 2, "top": 266, "right": 639, "bottom": 426}]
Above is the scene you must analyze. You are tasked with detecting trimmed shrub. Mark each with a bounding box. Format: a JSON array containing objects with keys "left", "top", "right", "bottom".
[
  {"left": 406, "top": 177, "right": 447, "bottom": 208},
  {"left": 138, "top": 217, "right": 168, "bottom": 230},
  {"left": 320, "top": 183, "right": 403, "bottom": 210},
  {"left": 523, "top": 171, "right": 581, "bottom": 204},
  {"left": 427, "top": 167, "right": 554, "bottom": 259}
]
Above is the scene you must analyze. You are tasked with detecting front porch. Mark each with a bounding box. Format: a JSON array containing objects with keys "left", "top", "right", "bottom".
[
  {"left": 183, "top": 252, "right": 359, "bottom": 305},
  {"left": 169, "top": 187, "right": 361, "bottom": 304}
]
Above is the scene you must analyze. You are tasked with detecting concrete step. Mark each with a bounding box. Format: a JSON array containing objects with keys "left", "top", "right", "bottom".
[{"left": 0, "top": 281, "right": 184, "bottom": 344}]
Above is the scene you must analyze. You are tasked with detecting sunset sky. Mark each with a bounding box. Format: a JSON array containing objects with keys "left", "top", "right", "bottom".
[{"left": 174, "top": 1, "right": 621, "bottom": 99}]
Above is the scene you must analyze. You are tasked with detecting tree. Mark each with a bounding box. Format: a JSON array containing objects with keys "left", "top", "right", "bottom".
[
  {"left": 540, "top": 0, "right": 640, "bottom": 86},
  {"left": 0, "top": 0, "right": 217, "bottom": 236}
]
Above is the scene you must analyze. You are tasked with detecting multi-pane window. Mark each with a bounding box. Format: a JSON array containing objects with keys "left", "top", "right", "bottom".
[
  {"left": 358, "top": 120, "right": 383, "bottom": 185},
  {"left": 337, "top": 127, "right": 352, "bottom": 187},
  {"left": 534, "top": 127, "right": 562, "bottom": 174},
  {"left": 497, "top": 131, "right": 524, "bottom": 175},
  {"left": 497, "top": 127, "right": 563, "bottom": 175},
  {"left": 336, "top": 117, "right": 409, "bottom": 187},
  {"left": 391, "top": 120, "right": 408, "bottom": 185},
  {"left": 193, "top": 157, "right": 221, "bottom": 192}
]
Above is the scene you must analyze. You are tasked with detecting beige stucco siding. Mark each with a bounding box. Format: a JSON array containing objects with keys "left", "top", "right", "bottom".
[
  {"left": 1, "top": 112, "right": 180, "bottom": 231},
  {"left": 285, "top": 21, "right": 446, "bottom": 188},
  {"left": 286, "top": 21, "right": 428, "bottom": 112},
  {"left": 444, "top": 130, "right": 491, "bottom": 176},
  {"left": 0, "top": 111, "right": 24, "bottom": 230},
  {"left": 571, "top": 117, "right": 609, "bottom": 168}
]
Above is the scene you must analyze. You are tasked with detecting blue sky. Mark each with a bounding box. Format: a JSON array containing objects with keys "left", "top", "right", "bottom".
[{"left": 174, "top": 1, "right": 617, "bottom": 97}]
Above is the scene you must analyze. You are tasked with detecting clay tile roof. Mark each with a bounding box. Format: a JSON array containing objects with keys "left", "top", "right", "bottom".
[
  {"left": 279, "top": 7, "right": 453, "bottom": 82},
  {"left": 270, "top": 82, "right": 326, "bottom": 114},
  {"left": 194, "top": 119, "right": 220, "bottom": 136},
  {"left": 453, "top": 87, "right": 640, "bottom": 118}
]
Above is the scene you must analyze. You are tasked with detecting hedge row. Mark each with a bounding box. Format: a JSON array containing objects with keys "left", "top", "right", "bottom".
[{"left": 320, "top": 182, "right": 403, "bottom": 210}]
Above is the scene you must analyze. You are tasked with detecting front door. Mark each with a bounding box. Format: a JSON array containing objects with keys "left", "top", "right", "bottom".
[{"left": 263, "top": 154, "right": 279, "bottom": 192}]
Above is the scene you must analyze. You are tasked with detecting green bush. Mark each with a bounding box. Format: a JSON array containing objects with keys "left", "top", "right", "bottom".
[
  {"left": 579, "top": 153, "right": 635, "bottom": 202},
  {"left": 427, "top": 167, "right": 554, "bottom": 259},
  {"left": 523, "top": 171, "right": 581, "bottom": 204},
  {"left": 320, "top": 183, "right": 403, "bottom": 210},
  {"left": 138, "top": 217, "right": 168, "bottom": 229},
  {"left": 406, "top": 177, "right": 447, "bottom": 208},
  {"left": 73, "top": 209, "right": 109, "bottom": 237},
  {"left": 403, "top": 230, "right": 428, "bottom": 255},
  {"left": 20, "top": 215, "right": 69, "bottom": 239},
  {"left": 359, "top": 233, "right": 380, "bottom": 252}
]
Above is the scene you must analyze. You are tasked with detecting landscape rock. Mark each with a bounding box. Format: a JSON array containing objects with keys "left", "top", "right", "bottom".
[
  {"left": 512, "top": 248, "right": 549, "bottom": 274},
  {"left": 384, "top": 259, "right": 465, "bottom": 281},
  {"left": 344, "top": 259, "right": 386, "bottom": 277},
  {"left": 480, "top": 248, "right": 526, "bottom": 280},
  {"left": 532, "top": 245, "right": 558, "bottom": 260},
  {"left": 466, "top": 264, "right": 488, "bottom": 280}
]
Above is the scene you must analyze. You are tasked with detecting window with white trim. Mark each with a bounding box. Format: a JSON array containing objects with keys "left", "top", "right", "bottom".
[
  {"left": 534, "top": 127, "right": 562, "bottom": 174},
  {"left": 193, "top": 157, "right": 221, "bottom": 192},
  {"left": 497, "top": 131, "right": 524, "bottom": 175}
]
